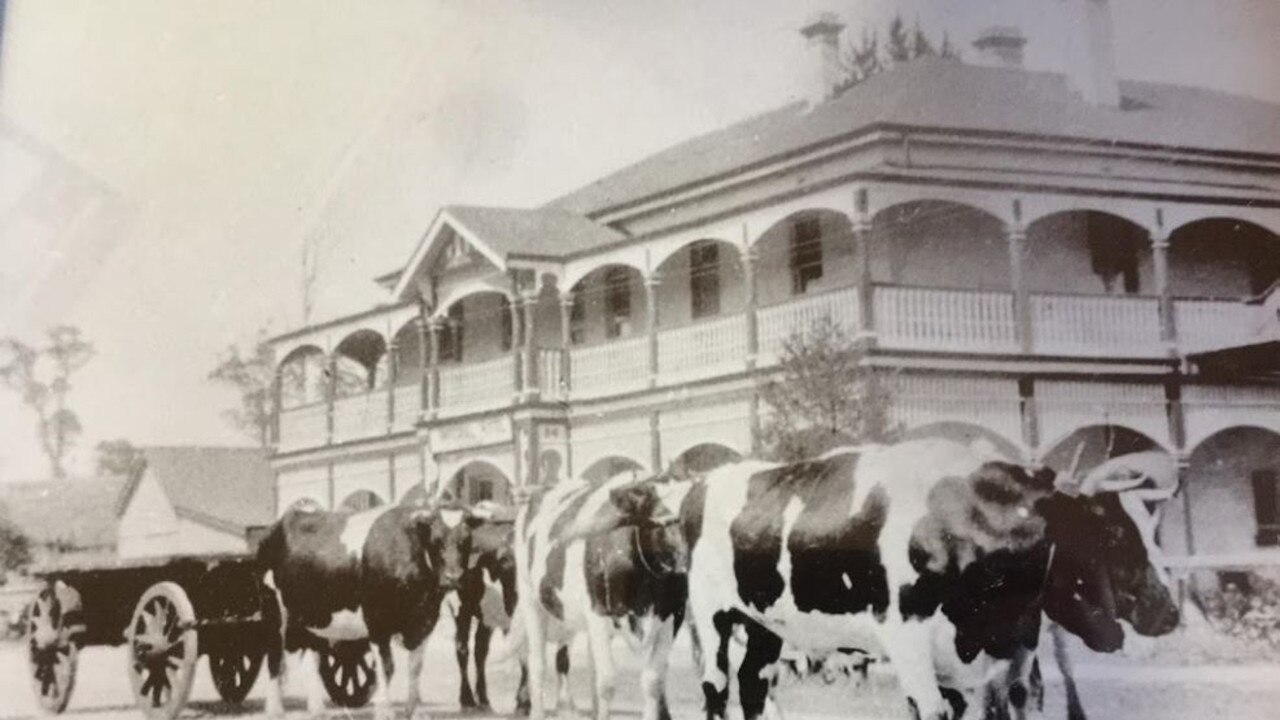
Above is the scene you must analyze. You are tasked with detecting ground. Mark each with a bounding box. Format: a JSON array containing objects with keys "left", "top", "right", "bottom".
[{"left": 2, "top": 617, "right": 1277, "bottom": 720}]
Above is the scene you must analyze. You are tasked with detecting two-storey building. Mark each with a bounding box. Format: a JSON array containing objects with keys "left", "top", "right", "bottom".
[{"left": 268, "top": 4, "right": 1280, "bottom": 580}]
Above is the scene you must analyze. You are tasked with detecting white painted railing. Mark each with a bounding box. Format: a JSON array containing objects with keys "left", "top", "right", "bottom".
[
  {"left": 657, "top": 314, "right": 748, "bottom": 384},
  {"left": 875, "top": 285, "right": 1017, "bottom": 352},
  {"left": 391, "top": 383, "right": 420, "bottom": 431},
  {"left": 757, "top": 286, "right": 861, "bottom": 365},
  {"left": 332, "top": 392, "right": 386, "bottom": 443},
  {"left": 570, "top": 336, "right": 649, "bottom": 399},
  {"left": 1031, "top": 293, "right": 1162, "bottom": 357},
  {"left": 1175, "top": 298, "right": 1257, "bottom": 353},
  {"left": 539, "top": 348, "right": 566, "bottom": 400},
  {"left": 277, "top": 402, "right": 327, "bottom": 451},
  {"left": 438, "top": 355, "right": 516, "bottom": 415}
]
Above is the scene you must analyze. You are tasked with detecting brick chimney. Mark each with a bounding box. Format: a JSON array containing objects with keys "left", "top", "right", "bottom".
[
  {"left": 972, "top": 26, "right": 1027, "bottom": 68},
  {"left": 1065, "top": 0, "right": 1120, "bottom": 107},
  {"left": 800, "top": 12, "right": 846, "bottom": 106}
]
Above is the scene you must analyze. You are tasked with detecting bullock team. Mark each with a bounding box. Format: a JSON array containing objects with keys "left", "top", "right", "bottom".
[{"left": 256, "top": 439, "right": 1180, "bottom": 720}]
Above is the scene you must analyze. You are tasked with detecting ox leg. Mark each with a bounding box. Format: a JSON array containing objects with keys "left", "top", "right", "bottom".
[
  {"left": 474, "top": 622, "right": 493, "bottom": 709},
  {"left": 302, "top": 649, "right": 327, "bottom": 719},
  {"left": 405, "top": 640, "right": 427, "bottom": 720},
  {"left": 878, "top": 620, "right": 949, "bottom": 720},
  {"left": 523, "top": 602, "right": 549, "bottom": 720},
  {"left": 586, "top": 614, "right": 617, "bottom": 720},
  {"left": 639, "top": 616, "right": 675, "bottom": 720},
  {"left": 555, "top": 645, "right": 577, "bottom": 715},
  {"left": 738, "top": 621, "right": 782, "bottom": 720},
  {"left": 262, "top": 584, "right": 288, "bottom": 719},
  {"left": 1050, "top": 624, "right": 1086, "bottom": 720},
  {"left": 514, "top": 662, "right": 531, "bottom": 716},
  {"left": 693, "top": 608, "right": 734, "bottom": 720},
  {"left": 456, "top": 611, "right": 477, "bottom": 709},
  {"left": 372, "top": 641, "right": 395, "bottom": 720}
]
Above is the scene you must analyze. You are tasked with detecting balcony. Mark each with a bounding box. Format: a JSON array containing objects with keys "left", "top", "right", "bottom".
[{"left": 275, "top": 281, "right": 1263, "bottom": 453}]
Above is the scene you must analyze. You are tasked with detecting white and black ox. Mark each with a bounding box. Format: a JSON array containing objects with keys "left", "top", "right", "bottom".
[
  {"left": 599, "top": 439, "right": 1179, "bottom": 720},
  {"left": 257, "top": 499, "right": 485, "bottom": 720},
  {"left": 513, "top": 474, "right": 692, "bottom": 720}
]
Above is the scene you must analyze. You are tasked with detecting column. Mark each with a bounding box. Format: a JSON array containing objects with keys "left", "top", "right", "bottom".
[
  {"left": 649, "top": 411, "right": 662, "bottom": 473},
  {"left": 645, "top": 274, "right": 660, "bottom": 387},
  {"left": 1152, "top": 233, "right": 1176, "bottom": 354},
  {"left": 1008, "top": 226, "right": 1033, "bottom": 353},
  {"left": 385, "top": 340, "right": 398, "bottom": 430},
  {"left": 324, "top": 354, "right": 337, "bottom": 444},
  {"left": 522, "top": 293, "right": 539, "bottom": 401},
  {"left": 1018, "top": 377, "right": 1039, "bottom": 457},
  {"left": 427, "top": 318, "right": 442, "bottom": 418},
  {"left": 508, "top": 295, "right": 524, "bottom": 397},
  {"left": 559, "top": 292, "right": 574, "bottom": 397},
  {"left": 415, "top": 317, "right": 430, "bottom": 419},
  {"left": 853, "top": 219, "right": 876, "bottom": 343},
  {"left": 742, "top": 247, "right": 759, "bottom": 370},
  {"left": 270, "top": 372, "right": 282, "bottom": 447}
]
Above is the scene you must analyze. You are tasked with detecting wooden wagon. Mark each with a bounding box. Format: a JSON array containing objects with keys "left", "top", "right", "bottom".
[{"left": 24, "top": 552, "right": 379, "bottom": 719}]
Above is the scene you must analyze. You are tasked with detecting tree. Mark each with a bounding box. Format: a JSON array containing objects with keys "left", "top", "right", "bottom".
[
  {"left": 95, "top": 439, "right": 146, "bottom": 477},
  {"left": 209, "top": 329, "right": 276, "bottom": 446},
  {"left": 758, "top": 315, "right": 898, "bottom": 462},
  {"left": 0, "top": 326, "right": 94, "bottom": 479},
  {"left": 0, "top": 511, "right": 32, "bottom": 578},
  {"left": 835, "top": 13, "right": 958, "bottom": 96}
]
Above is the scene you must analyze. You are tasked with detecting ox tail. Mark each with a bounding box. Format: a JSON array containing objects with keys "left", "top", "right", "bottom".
[{"left": 491, "top": 603, "right": 527, "bottom": 665}]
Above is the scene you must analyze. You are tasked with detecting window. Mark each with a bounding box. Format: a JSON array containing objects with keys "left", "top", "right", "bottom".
[
  {"left": 438, "top": 303, "right": 465, "bottom": 363},
  {"left": 1252, "top": 470, "right": 1280, "bottom": 547},
  {"left": 790, "top": 217, "right": 824, "bottom": 295},
  {"left": 690, "top": 241, "right": 721, "bottom": 319},
  {"left": 604, "top": 268, "right": 633, "bottom": 339}
]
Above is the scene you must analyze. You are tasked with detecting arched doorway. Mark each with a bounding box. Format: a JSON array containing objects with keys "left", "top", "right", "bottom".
[
  {"left": 1169, "top": 427, "right": 1280, "bottom": 558},
  {"left": 447, "top": 461, "right": 513, "bottom": 506}
]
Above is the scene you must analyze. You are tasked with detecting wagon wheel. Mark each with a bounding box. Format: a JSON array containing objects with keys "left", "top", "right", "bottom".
[
  {"left": 127, "top": 582, "right": 198, "bottom": 720},
  {"left": 318, "top": 641, "right": 377, "bottom": 708},
  {"left": 26, "top": 582, "right": 82, "bottom": 714},
  {"left": 208, "top": 646, "right": 262, "bottom": 704}
]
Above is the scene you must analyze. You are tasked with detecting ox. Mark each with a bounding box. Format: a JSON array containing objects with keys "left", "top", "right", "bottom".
[
  {"left": 514, "top": 474, "right": 691, "bottom": 720},
  {"left": 257, "top": 500, "right": 481, "bottom": 720},
  {"left": 661, "top": 439, "right": 1178, "bottom": 720},
  {"left": 451, "top": 503, "right": 526, "bottom": 712}
]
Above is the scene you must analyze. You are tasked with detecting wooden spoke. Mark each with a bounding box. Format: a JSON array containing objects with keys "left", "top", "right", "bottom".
[
  {"left": 127, "top": 582, "right": 197, "bottom": 720},
  {"left": 25, "top": 582, "right": 80, "bottom": 715},
  {"left": 209, "top": 646, "right": 263, "bottom": 704},
  {"left": 318, "top": 641, "right": 377, "bottom": 708}
]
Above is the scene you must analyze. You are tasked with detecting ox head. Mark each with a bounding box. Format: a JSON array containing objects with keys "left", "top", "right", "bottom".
[
  {"left": 1036, "top": 450, "right": 1180, "bottom": 651},
  {"left": 412, "top": 502, "right": 488, "bottom": 592},
  {"left": 572, "top": 478, "right": 690, "bottom": 578}
]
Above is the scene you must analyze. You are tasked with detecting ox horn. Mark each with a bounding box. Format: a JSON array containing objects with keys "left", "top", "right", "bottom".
[{"left": 1080, "top": 451, "right": 1176, "bottom": 497}]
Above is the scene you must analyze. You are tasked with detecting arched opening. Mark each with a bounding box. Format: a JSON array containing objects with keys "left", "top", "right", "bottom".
[
  {"left": 652, "top": 240, "right": 745, "bottom": 328},
  {"left": 1169, "top": 218, "right": 1280, "bottom": 299},
  {"left": 390, "top": 320, "right": 423, "bottom": 388},
  {"left": 338, "top": 489, "right": 385, "bottom": 514},
  {"left": 668, "top": 443, "right": 743, "bottom": 478},
  {"left": 435, "top": 291, "right": 515, "bottom": 366},
  {"left": 1168, "top": 427, "right": 1280, "bottom": 558},
  {"left": 333, "top": 330, "right": 387, "bottom": 397},
  {"left": 871, "top": 201, "right": 1008, "bottom": 290},
  {"left": 447, "top": 461, "right": 513, "bottom": 506},
  {"left": 1041, "top": 425, "right": 1164, "bottom": 475},
  {"left": 901, "top": 422, "right": 1023, "bottom": 462},
  {"left": 566, "top": 264, "right": 648, "bottom": 346},
  {"left": 581, "top": 456, "right": 645, "bottom": 486},
  {"left": 754, "top": 210, "right": 856, "bottom": 306},
  {"left": 277, "top": 345, "right": 327, "bottom": 408},
  {"left": 1025, "top": 211, "right": 1153, "bottom": 296}
]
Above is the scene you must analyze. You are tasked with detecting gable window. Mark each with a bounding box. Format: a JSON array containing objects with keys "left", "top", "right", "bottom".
[
  {"left": 790, "top": 217, "right": 824, "bottom": 295},
  {"left": 438, "top": 303, "right": 465, "bottom": 363},
  {"left": 690, "top": 241, "right": 721, "bottom": 319},
  {"left": 605, "top": 268, "right": 633, "bottom": 339},
  {"left": 1252, "top": 469, "right": 1280, "bottom": 547}
]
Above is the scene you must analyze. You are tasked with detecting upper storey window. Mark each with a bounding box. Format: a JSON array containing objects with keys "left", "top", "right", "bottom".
[
  {"left": 790, "top": 217, "right": 823, "bottom": 295},
  {"left": 604, "top": 268, "right": 633, "bottom": 339},
  {"left": 690, "top": 241, "right": 721, "bottom": 319}
]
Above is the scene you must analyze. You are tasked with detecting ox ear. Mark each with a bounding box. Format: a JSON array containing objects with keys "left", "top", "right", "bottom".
[{"left": 610, "top": 483, "right": 659, "bottom": 520}]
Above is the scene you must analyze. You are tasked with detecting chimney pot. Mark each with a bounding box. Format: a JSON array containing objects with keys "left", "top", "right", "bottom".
[
  {"left": 1065, "top": 0, "right": 1121, "bottom": 107},
  {"left": 800, "top": 12, "right": 846, "bottom": 107},
  {"left": 972, "top": 26, "right": 1027, "bottom": 68}
]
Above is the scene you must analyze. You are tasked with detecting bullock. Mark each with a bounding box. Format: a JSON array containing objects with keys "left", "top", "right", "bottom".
[
  {"left": 257, "top": 499, "right": 482, "bottom": 720},
  {"left": 451, "top": 502, "right": 526, "bottom": 712},
  {"left": 514, "top": 474, "right": 691, "bottom": 720},
  {"left": 654, "top": 439, "right": 1179, "bottom": 720}
]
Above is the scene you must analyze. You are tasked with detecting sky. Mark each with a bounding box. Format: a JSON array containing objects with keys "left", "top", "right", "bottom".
[{"left": 0, "top": 0, "right": 1277, "bottom": 480}]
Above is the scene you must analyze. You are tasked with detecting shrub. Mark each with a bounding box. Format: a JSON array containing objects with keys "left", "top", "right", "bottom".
[{"left": 1200, "top": 573, "right": 1280, "bottom": 652}]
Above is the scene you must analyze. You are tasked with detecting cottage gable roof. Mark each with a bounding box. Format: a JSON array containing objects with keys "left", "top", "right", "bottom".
[
  {"left": 117, "top": 446, "right": 273, "bottom": 534},
  {"left": 391, "top": 205, "right": 624, "bottom": 299},
  {"left": 548, "top": 58, "right": 1280, "bottom": 217}
]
